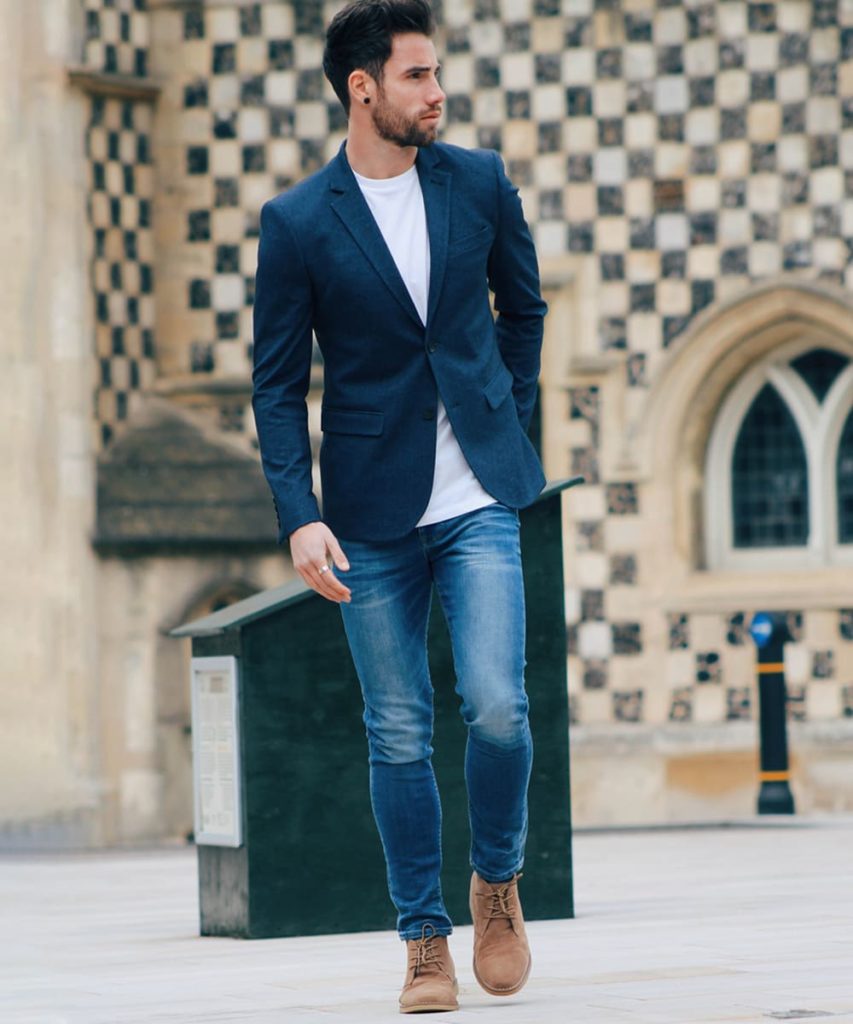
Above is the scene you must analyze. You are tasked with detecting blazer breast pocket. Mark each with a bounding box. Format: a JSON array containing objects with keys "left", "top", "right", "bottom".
[
  {"left": 447, "top": 225, "right": 491, "bottom": 256},
  {"left": 321, "top": 407, "right": 384, "bottom": 436}
]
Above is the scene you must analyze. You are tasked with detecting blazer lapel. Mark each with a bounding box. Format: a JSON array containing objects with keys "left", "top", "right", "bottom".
[
  {"left": 328, "top": 146, "right": 423, "bottom": 329},
  {"left": 416, "top": 147, "right": 451, "bottom": 327}
]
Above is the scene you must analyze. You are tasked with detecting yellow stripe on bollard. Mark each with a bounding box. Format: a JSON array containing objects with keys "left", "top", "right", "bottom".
[
  {"left": 756, "top": 662, "right": 785, "bottom": 674},
  {"left": 759, "top": 770, "right": 791, "bottom": 782}
]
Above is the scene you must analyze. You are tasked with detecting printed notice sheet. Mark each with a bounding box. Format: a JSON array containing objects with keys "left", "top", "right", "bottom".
[{"left": 190, "top": 656, "right": 243, "bottom": 847}]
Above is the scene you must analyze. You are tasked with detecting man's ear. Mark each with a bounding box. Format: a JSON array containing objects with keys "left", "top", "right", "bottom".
[{"left": 348, "top": 69, "right": 373, "bottom": 107}]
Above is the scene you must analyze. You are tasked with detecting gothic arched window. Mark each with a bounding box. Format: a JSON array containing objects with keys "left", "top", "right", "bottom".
[
  {"left": 731, "top": 384, "right": 810, "bottom": 548},
  {"left": 705, "top": 344, "right": 853, "bottom": 569}
]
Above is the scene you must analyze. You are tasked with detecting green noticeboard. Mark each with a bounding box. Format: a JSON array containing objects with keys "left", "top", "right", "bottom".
[{"left": 172, "top": 477, "right": 581, "bottom": 939}]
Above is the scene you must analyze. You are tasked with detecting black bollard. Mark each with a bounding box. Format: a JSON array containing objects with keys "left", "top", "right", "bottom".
[{"left": 749, "top": 612, "right": 796, "bottom": 815}]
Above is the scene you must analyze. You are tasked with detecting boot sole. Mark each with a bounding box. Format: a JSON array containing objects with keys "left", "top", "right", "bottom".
[
  {"left": 400, "top": 1003, "right": 460, "bottom": 1013},
  {"left": 472, "top": 955, "right": 532, "bottom": 997}
]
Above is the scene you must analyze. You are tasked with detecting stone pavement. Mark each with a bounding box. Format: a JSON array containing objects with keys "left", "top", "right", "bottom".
[{"left": 2, "top": 818, "right": 852, "bottom": 1024}]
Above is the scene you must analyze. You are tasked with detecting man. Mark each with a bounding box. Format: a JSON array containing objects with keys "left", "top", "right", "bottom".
[{"left": 252, "top": 0, "right": 547, "bottom": 1013}]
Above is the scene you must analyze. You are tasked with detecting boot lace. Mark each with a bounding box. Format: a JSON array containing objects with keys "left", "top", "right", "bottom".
[
  {"left": 408, "top": 923, "right": 443, "bottom": 976},
  {"left": 478, "top": 873, "right": 523, "bottom": 923}
]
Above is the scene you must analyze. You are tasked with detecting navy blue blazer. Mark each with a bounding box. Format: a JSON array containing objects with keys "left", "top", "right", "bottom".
[{"left": 252, "top": 141, "right": 547, "bottom": 543}]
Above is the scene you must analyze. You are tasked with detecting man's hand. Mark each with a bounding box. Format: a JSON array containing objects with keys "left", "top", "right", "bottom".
[{"left": 289, "top": 522, "right": 352, "bottom": 604}]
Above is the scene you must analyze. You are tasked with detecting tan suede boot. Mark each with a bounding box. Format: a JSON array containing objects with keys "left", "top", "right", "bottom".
[
  {"left": 399, "top": 923, "right": 459, "bottom": 1014},
  {"left": 469, "top": 871, "right": 531, "bottom": 996}
]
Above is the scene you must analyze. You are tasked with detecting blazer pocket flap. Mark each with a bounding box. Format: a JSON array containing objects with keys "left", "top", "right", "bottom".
[
  {"left": 483, "top": 364, "right": 514, "bottom": 410},
  {"left": 321, "top": 407, "right": 384, "bottom": 436},
  {"left": 448, "top": 225, "right": 490, "bottom": 254}
]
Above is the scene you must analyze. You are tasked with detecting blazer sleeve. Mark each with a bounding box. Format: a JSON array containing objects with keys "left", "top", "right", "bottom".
[
  {"left": 251, "top": 200, "right": 321, "bottom": 542},
  {"left": 486, "top": 150, "right": 548, "bottom": 432}
]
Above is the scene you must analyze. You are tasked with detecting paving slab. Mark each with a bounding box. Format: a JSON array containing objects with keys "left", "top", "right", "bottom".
[{"left": 1, "top": 818, "right": 852, "bottom": 1023}]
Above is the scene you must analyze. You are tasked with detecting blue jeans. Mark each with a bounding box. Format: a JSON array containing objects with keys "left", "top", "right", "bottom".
[{"left": 336, "top": 503, "right": 533, "bottom": 940}]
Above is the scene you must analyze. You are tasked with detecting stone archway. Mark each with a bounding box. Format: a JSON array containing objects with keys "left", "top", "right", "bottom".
[{"left": 624, "top": 280, "right": 853, "bottom": 582}]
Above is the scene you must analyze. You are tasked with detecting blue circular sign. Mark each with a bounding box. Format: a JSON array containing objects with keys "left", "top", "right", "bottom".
[{"left": 749, "top": 612, "right": 774, "bottom": 648}]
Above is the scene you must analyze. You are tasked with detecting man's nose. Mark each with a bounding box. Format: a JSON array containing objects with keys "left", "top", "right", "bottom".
[{"left": 428, "top": 79, "right": 446, "bottom": 105}]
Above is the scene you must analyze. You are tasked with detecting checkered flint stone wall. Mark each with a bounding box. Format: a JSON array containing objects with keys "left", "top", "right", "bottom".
[
  {"left": 155, "top": 2, "right": 853, "bottom": 385},
  {"left": 82, "top": 0, "right": 157, "bottom": 446}
]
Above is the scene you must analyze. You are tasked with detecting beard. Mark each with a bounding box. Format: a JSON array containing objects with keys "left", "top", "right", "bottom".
[{"left": 371, "top": 91, "right": 440, "bottom": 148}]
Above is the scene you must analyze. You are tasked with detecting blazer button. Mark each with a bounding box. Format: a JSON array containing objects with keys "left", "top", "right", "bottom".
[
  {"left": 427, "top": 342, "right": 437, "bottom": 353},
  {"left": 422, "top": 408, "right": 436, "bottom": 421}
]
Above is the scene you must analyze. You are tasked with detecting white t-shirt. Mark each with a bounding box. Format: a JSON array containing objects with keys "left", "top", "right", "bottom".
[{"left": 353, "top": 163, "right": 497, "bottom": 527}]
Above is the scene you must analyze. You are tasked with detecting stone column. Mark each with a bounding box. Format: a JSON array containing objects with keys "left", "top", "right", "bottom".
[{"left": 0, "top": 0, "right": 103, "bottom": 845}]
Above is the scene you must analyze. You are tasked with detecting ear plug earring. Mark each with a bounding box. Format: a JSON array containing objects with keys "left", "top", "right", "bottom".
[{"left": 363, "top": 97, "right": 370, "bottom": 104}]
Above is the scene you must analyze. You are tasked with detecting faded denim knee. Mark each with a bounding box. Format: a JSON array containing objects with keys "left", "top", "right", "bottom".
[
  {"left": 364, "top": 706, "right": 434, "bottom": 765},
  {"left": 464, "top": 692, "right": 531, "bottom": 751}
]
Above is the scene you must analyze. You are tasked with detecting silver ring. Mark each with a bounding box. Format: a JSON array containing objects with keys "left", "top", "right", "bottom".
[{"left": 318, "top": 564, "right": 330, "bottom": 575}]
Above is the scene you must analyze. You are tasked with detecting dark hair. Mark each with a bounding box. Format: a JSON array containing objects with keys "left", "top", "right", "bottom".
[{"left": 323, "top": 0, "right": 435, "bottom": 114}]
